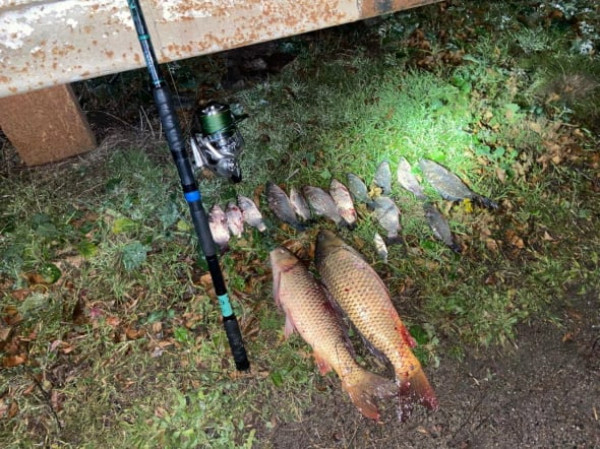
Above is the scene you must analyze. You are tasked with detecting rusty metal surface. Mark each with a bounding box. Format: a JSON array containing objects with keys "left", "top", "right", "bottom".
[
  {"left": 0, "top": 0, "right": 441, "bottom": 99},
  {"left": 0, "top": 84, "right": 96, "bottom": 165}
]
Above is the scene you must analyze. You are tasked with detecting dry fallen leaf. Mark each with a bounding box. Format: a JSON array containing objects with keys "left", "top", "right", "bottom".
[
  {"left": 125, "top": 327, "right": 145, "bottom": 340},
  {"left": 10, "top": 289, "right": 30, "bottom": 301},
  {"left": 505, "top": 230, "right": 525, "bottom": 249},
  {"left": 485, "top": 238, "right": 500, "bottom": 252},
  {"left": 2, "top": 354, "right": 27, "bottom": 368},
  {"left": 105, "top": 316, "right": 121, "bottom": 328},
  {"left": 495, "top": 167, "right": 507, "bottom": 184},
  {"left": 0, "top": 326, "right": 12, "bottom": 342},
  {"left": 562, "top": 332, "right": 574, "bottom": 343}
]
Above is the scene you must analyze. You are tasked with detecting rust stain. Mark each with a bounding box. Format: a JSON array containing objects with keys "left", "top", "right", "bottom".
[
  {"left": 0, "top": 0, "right": 440, "bottom": 99},
  {"left": 360, "top": 0, "right": 441, "bottom": 19},
  {"left": 30, "top": 48, "right": 44, "bottom": 58},
  {"left": 51, "top": 44, "right": 76, "bottom": 57}
]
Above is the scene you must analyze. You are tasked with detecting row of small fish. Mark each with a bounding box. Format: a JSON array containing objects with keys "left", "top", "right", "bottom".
[
  {"left": 347, "top": 163, "right": 459, "bottom": 256},
  {"left": 271, "top": 230, "right": 438, "bottom": 422},
  {"left": 210, "top": 158, "right": 495, "bottom": 253},
  {"left": 353, "top": 158, "right": 498, "bottom": 256},
  {"left": 350, "top": 157, "right": 497, "bottom": 210},
  {"left": 397, "top": 157, "right": 498, "bottom": 209},
  {"left": 266, "top": 181, "right": 358, "bottom": 231},
  {"left": 208, "top": 195, "right": 267, "bottom": 250}
]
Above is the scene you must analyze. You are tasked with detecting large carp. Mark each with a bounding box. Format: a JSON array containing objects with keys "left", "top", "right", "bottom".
[
  {"left": 315, "top": 230, "right": 438, "bottom": 420},
  {"left": 270, "top": 247, "right": 396, "bottom": 421}
]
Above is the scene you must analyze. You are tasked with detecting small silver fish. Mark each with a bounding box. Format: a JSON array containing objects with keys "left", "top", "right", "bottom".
[
  {"left": 267, "top": 182, "right": 305, "bottom": 231},
  {"left": 225, "top": 202, "right": 244, "bottom": 238},
  {"left": 237, "top": 195, "right": 267, "bottom": 232},
  {"left": 373, "top": 233, "right": 388, "bottom": 263},
  {"left": 303, "top": 186, "right": 345, "bottom": 227},
  {"left": 347, "top": 173, "right": 371, "bottom": 205},
  {"left": 329, "top": 179, "right": 357, "bottom": 228},
  {"left": 423, "top": 203, "right": 461, "bottom": 253},
  {"left": 372, "top": 196, "right": 402, "bottom": 244},
  {"left": 396, "top": 157, "right": 426, "bottom": 200},
  {"left": 373, "top": 161, "right": 392, "bottom": 195},
  {"left": 419, "top": 159, "right": 498, "bottom": 209},
  {"left": 208, "top": 204, "right": 230, "bottom": 251},
  {"left": 289, "top": 187, "right": 312, "bottom": 222}
]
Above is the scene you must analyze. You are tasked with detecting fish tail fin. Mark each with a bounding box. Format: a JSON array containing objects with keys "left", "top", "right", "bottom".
[
  {"left": 340, "top": 219, "right": 357, "bottom": 230},
  {"left": 385, "top": 235, "right": 404, "bottom": 246},
  {"left": 475, "top": 195, "right": 499, "bottom": 210},
  {"left": 342, "top": 371, "right": 397, "bottom": 421},
  {"left": 396, "top": 368, "right": 439, "bottom": 422},
  {"left": 291, "top": 222, "right": 306, "bottom": 231},
  {"left": 449, "top": 242, "right": 462, "bottom": 253}
]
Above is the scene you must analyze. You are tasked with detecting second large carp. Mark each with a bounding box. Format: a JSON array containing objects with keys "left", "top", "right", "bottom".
[
  {"left": 315, "top": 230, "right": 438, "bottom": 420},
  {"left": 270, "top": 247, "right": 396, "bottom": 421}
]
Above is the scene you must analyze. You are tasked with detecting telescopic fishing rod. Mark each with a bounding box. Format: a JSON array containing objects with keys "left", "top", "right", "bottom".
[{"left": 127, "top": 0, "right": 249, "bottom": 371}]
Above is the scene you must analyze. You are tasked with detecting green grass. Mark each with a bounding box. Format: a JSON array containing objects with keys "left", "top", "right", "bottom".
[{"left": 2, "top": 0, "right": 600, "bottom": 447}]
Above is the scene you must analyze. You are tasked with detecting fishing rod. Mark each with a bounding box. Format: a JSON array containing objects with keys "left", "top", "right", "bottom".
[{"left": 127, "top": 0, "right": 249, "bottom": 371}]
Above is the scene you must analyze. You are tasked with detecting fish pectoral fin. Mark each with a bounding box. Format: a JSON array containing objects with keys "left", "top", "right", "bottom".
[
  {"left": 284, "top": 313, "right": 297, "bottom": 338},
  {"left": 313, "top": 351, "right": 333, "bottom": 375}
]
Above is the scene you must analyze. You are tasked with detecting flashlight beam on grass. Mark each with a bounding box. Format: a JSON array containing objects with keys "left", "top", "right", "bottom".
[{"left": 127, "top": 0, "right": 249, "bottom": 371}]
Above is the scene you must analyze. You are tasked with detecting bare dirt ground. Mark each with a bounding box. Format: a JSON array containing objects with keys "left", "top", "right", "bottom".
[{"left": 266, "top": 291, "right": 600, "bottom": 448}]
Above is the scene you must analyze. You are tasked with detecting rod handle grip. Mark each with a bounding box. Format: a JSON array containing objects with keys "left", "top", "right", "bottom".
[
  {"left": 153, "top": 87, "right": 185, "bottom": 153},
  {"left": 223, "top": 315, "right": 250, "bottom": 371}
]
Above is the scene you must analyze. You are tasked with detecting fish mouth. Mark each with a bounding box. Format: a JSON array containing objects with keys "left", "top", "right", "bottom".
[
  {"left": 269, "top": 247, "right": 300, "bottom": 273},
  {"left": 316, "top": 229, "right": 336, "bottom": 244}
]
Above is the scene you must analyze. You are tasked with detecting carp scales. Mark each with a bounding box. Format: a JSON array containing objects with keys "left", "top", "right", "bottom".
[
  {"left": 270, "top": 247, "right": 396, "bottom": 421},
  {"left": 419, "top": 159, "right": 498, "bottom": 210},
  {"left": 315, "top": 230, "right": 438, "bottom": 420}
]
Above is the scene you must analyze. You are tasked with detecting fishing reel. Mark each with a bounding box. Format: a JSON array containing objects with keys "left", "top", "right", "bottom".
[{"left": 190, "top": 102, "right": 246, "bottom": 183}]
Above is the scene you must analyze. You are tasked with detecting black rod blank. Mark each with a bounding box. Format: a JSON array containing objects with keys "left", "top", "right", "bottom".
[{"left": 127, "top": 0, "right": 249, "bottom": 371}]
